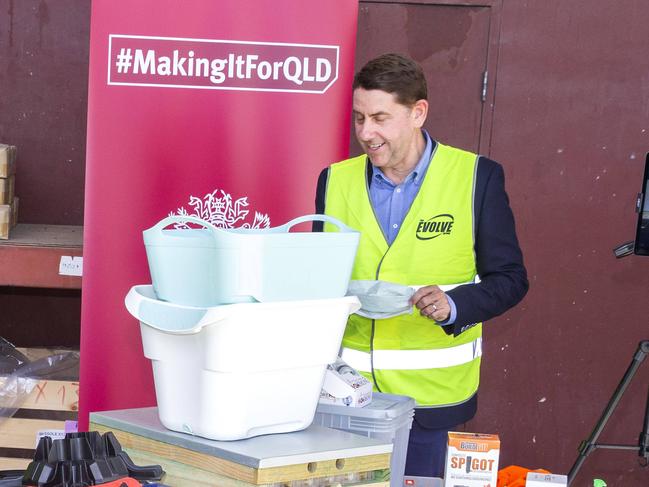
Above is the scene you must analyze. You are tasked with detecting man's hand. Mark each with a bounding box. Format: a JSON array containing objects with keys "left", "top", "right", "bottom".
[{"left": 410, "top": 285, "right": 450, "bottom": 322}]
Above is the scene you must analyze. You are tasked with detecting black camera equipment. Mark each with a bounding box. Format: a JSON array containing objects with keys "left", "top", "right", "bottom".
[{"left": 614, "top": 152, "right": 649, "bottom": 258}]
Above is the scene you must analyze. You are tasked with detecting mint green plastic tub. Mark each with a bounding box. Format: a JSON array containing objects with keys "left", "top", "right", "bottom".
[{"left": 143, "top": 214, "right": 360, "bottom": 306}]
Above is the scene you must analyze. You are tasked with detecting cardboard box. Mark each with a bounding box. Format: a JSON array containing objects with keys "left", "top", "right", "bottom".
[
  {"left": 0, "top": 204, "right": 9, "bottom": 239},
  {"left": 0, "top": 175, "right": 15, "bottom": 205},
  {"left": 526, "top": 472, "right": 568, "bottom": 486},
  {"left": 0, "top": 144, "right": 16, "bottom": 178},
  {"left": 319, "top": 358, "right": 373, "bottom": 407},
  {"left": 444, "top": 432, "right": 500, "bottom": 487}
]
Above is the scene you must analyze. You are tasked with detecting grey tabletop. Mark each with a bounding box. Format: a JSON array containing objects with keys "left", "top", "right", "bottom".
[{"left": 90, "top": 407, "right": 393, "bottom": 469}]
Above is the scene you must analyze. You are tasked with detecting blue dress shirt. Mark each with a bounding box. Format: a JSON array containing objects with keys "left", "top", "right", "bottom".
[{"left": 368, "top": 129, "right": 457, "bottom": 324}]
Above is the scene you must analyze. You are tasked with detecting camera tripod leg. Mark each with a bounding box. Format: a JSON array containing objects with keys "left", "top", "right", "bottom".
[
  {"left": 567, "top": 340, "right": 649, "bottom": 486},
  {"left": 640, "top": 385, "right": 649, "bottom": 465}
]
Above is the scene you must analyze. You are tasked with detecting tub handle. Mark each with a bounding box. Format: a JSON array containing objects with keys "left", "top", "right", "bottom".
[
  {"left": 124, "top": 286, "right": 228, "bottom": 335},
  {"left": 147, "top": 215, "right": 221, "bottom": 236},
  {"left": 279, "top": 214, "right": 358, "bottom": 233}
]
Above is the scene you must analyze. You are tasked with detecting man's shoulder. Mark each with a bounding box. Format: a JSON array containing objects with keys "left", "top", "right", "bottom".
[
  {"left": 435, "top": 141, "right": 485, "bottom": 170},
  {"left": 434, "top": 140, "right": 505, "bottom": 189},
  {"left": 318, "top": 154, "right": 368, "bottom": 191},
  {"left": 328, "top": 154, "right": 368, "bottom": 180},
  {"left": 476, "top": 154, "right": 502, "bottom": 171},
  {"left": 436, "top": 140, "right": 502, "bottom": 171},
  {"left": 331, "top": 153, "right": 367, "bottom": 169},
  {"left": 475, "top": 155, "right": 505, "bottom": 186}
]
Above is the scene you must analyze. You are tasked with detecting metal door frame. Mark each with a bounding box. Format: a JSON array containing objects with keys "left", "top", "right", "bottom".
[{"left": 359, "top": 0, "right": 503, "bottom": 156}]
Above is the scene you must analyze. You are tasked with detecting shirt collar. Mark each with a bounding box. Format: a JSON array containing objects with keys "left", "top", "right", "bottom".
[
  {"left": 412, "top": 129, "right": 433, "bottom": 185},
  {"left": 371, "top": 129, "right": 433, "bottom": 187}
]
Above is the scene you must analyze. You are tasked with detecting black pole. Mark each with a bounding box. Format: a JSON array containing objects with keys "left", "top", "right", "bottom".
[
  {"left": 567, "top": 340, "right": 649, "bottom": 486},
  {"left": 640, "top": 375, "right": 649, "bottom": 462}
]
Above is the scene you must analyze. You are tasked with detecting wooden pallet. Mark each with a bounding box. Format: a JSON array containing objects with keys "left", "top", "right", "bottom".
[{"left": 0, "top": 348, "right": 79, "bottom": 470}]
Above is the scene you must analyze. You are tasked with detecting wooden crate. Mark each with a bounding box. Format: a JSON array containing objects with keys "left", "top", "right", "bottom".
[
  {"left": 0, "top": 176, "right": 14, "bottom": 205},
  {"left": 0, "top": 144, "right": 16, "bottom": 179},
  {"left": 0, "top": 204, "right": 9, "bottom": 240},
  {"left": 0, "top": 348, "right": 79, "bottom": 470}
]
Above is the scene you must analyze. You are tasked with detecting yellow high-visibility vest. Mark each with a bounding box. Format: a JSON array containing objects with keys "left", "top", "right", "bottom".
[{"left": 324, "top": 142, "right": 482, "bottom": 407}]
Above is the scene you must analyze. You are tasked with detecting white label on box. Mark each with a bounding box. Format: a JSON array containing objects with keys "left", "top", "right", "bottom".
[
  {"left": 59, "top": 256, "right": 83, "bottom": 276},
  {"left": 526, "top": 472, "right": 568, "bottom": 486},
  {"left": 36, "top": 429, "right": 66, "bottom": 446}
]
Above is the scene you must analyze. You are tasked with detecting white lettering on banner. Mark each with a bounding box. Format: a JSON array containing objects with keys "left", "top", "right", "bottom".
[{"left": 108, "top": 34, "right": 339, "bottom": 94}]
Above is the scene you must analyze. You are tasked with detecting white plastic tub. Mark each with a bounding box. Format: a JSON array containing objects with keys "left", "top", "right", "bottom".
[
  {"left": 143, "top": 214, "right": 360, "bottom": 306},
  {"left": 125, "top": 285, "right": 360, "bottom": 441}
]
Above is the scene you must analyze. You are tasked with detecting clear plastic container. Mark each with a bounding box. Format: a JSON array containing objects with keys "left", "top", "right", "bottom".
[{"left": 313, "top": 393, "right": 415, "bottom": 487}]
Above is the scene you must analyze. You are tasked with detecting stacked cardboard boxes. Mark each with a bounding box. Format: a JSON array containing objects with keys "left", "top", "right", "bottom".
[{"left": 0, "top": 143, "right": 18, "bottom": 239}]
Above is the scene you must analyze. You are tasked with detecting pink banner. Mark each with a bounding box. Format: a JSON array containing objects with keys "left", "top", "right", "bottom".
[{"left": 79, "top": 0, "right": 358, "bottom": 429}]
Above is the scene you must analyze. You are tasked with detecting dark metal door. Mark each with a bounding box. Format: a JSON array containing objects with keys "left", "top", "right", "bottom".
[{"left": 353, "top": 1, "right": 497, "bottom": 155}]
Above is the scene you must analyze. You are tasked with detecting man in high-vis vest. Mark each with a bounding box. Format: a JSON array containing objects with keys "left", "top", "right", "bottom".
[{"left": 315, "top": 53, "right": 528, "bottom": 478}]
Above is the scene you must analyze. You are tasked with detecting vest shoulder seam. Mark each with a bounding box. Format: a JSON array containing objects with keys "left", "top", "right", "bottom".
[{"left": 331, "top": 154, "right": 366, "bottom": 169}]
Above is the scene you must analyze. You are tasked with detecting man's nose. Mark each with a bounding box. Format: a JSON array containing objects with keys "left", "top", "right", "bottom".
[{"left": 357, "top": 120, "right": 374, "bottom": 140}]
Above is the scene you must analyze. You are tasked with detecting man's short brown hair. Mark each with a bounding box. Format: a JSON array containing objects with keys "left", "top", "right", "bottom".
[{"left": 353, "top": 53, "right": 428, "bottom": 106}]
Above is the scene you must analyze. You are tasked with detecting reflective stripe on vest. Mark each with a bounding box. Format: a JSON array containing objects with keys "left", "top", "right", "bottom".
[{"left": 341, "top": 337, "right": 482, "bottom": 371}]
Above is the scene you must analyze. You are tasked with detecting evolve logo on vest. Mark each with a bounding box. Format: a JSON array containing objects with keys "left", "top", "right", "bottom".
[{"left": 416, "top": 214, "right": 454, "bottom": 240}]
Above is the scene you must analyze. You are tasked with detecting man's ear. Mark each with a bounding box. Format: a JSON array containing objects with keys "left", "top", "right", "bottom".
[{"left": 412, "top": 99, "right": 428, "bottom": 128}]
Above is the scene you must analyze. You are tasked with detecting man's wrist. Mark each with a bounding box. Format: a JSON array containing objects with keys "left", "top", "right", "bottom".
[{"left": 437, "top": 295, "right": 457, "bottom": 325}]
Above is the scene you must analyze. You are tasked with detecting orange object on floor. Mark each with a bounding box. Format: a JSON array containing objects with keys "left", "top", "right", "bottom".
[
  {"left": 97, "top": 478, "right": 141, "bottom": 487},
  {"left": 498, "top": 465, "right": 551, "bottom": 486}
]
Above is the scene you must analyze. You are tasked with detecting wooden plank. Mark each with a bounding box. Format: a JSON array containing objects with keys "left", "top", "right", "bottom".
[
  {"left": 254, "top": 452, "right": 391, "bottom": 484},
  {"left": 126, "top": 448, "right": 389, "bottom": 487},
  {"left": 0, "top": 224, "right": 83, "bottom": 247},
  {"left": 0, "top": 224, "right": 82, "bottom": 288},
  {"left": 0, "top": 378, "right": 79, "bottom": 412},
  {"left": 91, "top": 423, "right": 391, "bottom": 485},
  {"left": 0, "top": 456, "right": 30, "bottom": 471},
  {"left": 0, "top": 446, "right": 36, "bottom": 459},
  {"left": 0, "top": 418, "right": 65, "bottom": 449},
  {"left": 0, "top": 245, "right": 82, "bottom": 288}
]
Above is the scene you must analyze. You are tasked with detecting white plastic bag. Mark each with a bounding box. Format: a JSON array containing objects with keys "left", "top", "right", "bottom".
[{"left": 347, "top": 280, "right": 415, "bottom": 319}]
